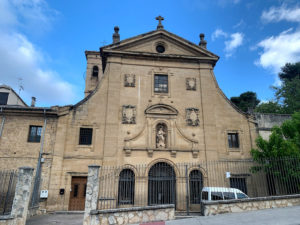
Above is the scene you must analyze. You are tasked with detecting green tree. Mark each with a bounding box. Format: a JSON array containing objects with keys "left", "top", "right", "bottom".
[
  {"left": 255, "top": 101, "right": 284, "bottom": 114},
  {"left": 230, "top": 91, "right": 260, "bottom": 112},
  {"left": 278, "top": 62, "right": 300, "bottom": 80},
  {"left": 251, "top": 111, "right": 300, "bottom": 194}
]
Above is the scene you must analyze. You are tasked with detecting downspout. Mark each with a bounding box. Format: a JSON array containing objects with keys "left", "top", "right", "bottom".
[
  {"left": 0, "top": 107, "right": 5, "bottom": 138},
  {"left": 31, "top": 109, "right": 47, "bottom": 206}
]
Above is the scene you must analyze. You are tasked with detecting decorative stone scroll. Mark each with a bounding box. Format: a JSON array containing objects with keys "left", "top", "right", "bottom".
[
  {"left": 122, "top": 105, "right": 136, "bottom": 124},
  {"left": 186, "top": 78, "right": 196, "bottom": 91},
  {"left": 186, "top": 108, "right": 200, "bottom": 126},
  {"left": 124, "top": 74, "right": 135, "bottom": 87}
]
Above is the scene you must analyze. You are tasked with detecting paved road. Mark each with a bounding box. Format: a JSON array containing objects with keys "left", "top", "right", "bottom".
[{"left": 26, "top": 206, "right": 300, "bottom": 225}]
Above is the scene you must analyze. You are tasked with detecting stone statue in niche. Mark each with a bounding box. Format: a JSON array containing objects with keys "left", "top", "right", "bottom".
[
  {"left": 186, "top": 108, "right": 200, "bottom": 126},
  {"left": 186, "top": 78, "right": 196, "bottom": 91},
  {"left": 156, "top": 123, "right": 167, "bottom": 148},
  {"left": 124, "top": 74, "right": 135, "bottom": 87},
  {"left": 122, "top": 105, "right": 136, "bottom": 124}
]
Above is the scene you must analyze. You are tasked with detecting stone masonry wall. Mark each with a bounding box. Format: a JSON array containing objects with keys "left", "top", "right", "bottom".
[
  {"left": 203, "top": 194, "right": 300, "bottom": 216},
  {"left": 88, "top": 205, "right": 175, "bottom": 225}
]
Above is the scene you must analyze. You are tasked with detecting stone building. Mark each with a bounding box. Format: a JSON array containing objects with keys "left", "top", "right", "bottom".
[{"left": 0, "top": 18, "right": 258, "bottom": 212}]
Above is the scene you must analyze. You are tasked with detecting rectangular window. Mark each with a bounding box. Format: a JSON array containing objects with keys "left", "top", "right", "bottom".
[
  {"left": 28, "top": 126, "right": 42, "bottom": 142},
  {"left": 230, "top": 177, "right": 248, "bottom": 194},
  {"left": 228, "top": 133, "right": 239, "bottom": 148},
  {"left": 79, "top": 128, "right": 93, "bottom": 145},
  {"left": 154, "top": 74, "right": 168, "bottom": 93},
  {"left": 0, "top": 92, "right": 9, "bottom": 105}
]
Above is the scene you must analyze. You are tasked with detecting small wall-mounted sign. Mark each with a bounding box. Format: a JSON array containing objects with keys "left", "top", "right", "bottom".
[
  {"left": 226, "top": 172, "right": 231, "bottom": 178},
  {"left": 40, "top": 190, "right": 48, "bottom": 198}
]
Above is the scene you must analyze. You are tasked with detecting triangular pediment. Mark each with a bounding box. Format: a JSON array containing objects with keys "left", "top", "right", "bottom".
[
  {"left": 145, "top": 104, "right": 178, "bottom": 116},
  {"left": 102, "top": 29, "right": 219, "bottom": 60}
]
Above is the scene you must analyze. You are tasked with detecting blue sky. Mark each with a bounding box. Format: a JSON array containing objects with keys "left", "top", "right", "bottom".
[{"left": 1, "top": 0, "right": 300, "bottom": 106}]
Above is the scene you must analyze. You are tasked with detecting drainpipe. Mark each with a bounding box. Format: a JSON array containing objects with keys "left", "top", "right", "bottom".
[
  {"left": 31, "top": 109, "right": 47, "bottom": 206},
  {"left": 0, "top": 107, "right": 5, "bottom": 138}
]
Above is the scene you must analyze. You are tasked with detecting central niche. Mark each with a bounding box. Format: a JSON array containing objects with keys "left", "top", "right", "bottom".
[{"left": 156, "top": 123, "right": 167, "bottom": 148}]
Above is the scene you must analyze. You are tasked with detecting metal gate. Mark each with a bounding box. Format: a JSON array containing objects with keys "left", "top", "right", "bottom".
[{"left": 148, "top": 162, "right": 176, "bottom": 205}]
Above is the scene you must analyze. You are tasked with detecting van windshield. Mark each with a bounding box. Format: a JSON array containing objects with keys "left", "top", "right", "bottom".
[
  {"left": 211, "top": 192, "right": 223, "bottom": 200},
  {"left": 237, "top": 193, "right": 248, "bottom": 199},
  {"left": 223, "top": 192, "right": 235, "bottom": 200}
]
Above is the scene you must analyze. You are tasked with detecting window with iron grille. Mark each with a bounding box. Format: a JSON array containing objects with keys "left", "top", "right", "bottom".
[
  {"left": 28, "top": 126, "right": 42, "bottom": 142},
  {"left": 0, "top": 92, "right": 9, "bottom": 105},
  {"left": 227, "top": 133, "right": 239, "bottom": 148},
  {"left": 230, "top": 177, "right": 247, "bottom": 194},
  {"left": 189, "top": 170, "right": 203, "bottom": 204},
  {"left": 79, "top": 128, "right": 93, "bottom": 145},
  {"left": 118, "top": 169, "right": 135, "bottom": 205},
  {"left": 154, "top": 74, "right": 168, "bottom": 93}
]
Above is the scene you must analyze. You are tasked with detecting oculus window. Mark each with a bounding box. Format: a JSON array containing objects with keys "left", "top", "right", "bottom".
[
  {"left": 79, "top": 128, "right": 93, "bottom": 145},
  {"left": 28, "top": 126, "right": 42, "bottom": 142},
  {"left": 228, "top": 133, "right": 239, "bottom": 148},
  {"left": 154, "top": 74, "right": 168, "bottom": 93}
]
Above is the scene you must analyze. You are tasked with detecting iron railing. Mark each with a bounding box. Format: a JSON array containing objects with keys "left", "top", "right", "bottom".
[
  {"left": 0, "top": 170, "right": 18, "bottom": 215},
  {"left": 97, "top": 158, "right": 300, "bottom": 213}
]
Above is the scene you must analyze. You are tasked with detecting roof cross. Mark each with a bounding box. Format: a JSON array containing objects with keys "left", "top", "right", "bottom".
[{"left": 156, "top": 15, "right": 164, "bottom": 30}]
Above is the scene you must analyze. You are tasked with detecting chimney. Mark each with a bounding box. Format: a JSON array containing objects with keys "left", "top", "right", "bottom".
[
  {"left": 199, "top": 33, "right": 207, "bottom": 49},
  {"left": 31, "top": 97, "right": 36, "bottom": 107},
  {"left": 113, "top": 26, "right": 120, "bottom": 43}
]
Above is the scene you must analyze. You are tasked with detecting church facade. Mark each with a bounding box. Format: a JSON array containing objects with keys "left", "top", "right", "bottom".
[{"left": 0, "top": 19, "right": 257, "bottom": 212}]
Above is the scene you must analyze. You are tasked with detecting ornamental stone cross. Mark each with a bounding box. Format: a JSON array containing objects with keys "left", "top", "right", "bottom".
[{"left": 156, "top": 15, "right": 164, "bottom": 30}]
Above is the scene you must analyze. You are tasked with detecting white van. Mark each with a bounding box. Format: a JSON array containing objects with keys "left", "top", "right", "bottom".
[{"left": 201, "top": 187, "right": 249, "bottom": 201}]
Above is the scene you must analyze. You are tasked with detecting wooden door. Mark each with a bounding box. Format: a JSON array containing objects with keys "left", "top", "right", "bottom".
[{"left": 69, "top": 177, "right": 87, "bottom": 211}]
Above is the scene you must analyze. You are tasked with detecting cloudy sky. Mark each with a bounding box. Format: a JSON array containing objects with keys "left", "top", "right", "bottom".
[{"left": 0, "top": 0, "right": 300, "bottom": 106}]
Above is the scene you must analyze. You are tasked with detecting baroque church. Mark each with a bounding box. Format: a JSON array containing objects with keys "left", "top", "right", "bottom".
[{"left": 0, "top": 17, "right": 258, "bottom": 212}]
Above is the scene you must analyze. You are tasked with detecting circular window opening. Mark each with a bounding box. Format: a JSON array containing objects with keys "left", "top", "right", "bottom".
[{"left": 156, "top": 45, "right": 165, "bottom": 53}]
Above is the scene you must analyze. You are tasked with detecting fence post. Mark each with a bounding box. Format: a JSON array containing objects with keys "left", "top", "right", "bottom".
[
  {"left": 83, "top": 165, "right": 100, "bottom": 225},
  {"left": 10, "top": 167, "right": 34, "bottom": 225},
  {"left": 185, "top": 165, "right": 189, "bottom": 216}
]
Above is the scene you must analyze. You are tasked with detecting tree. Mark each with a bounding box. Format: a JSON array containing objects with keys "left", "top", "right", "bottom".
[
  {"left": 270, "top": 62, "right": 300, "bottom": 114},
  {"left": 230, "top": 91, "right": 260, "bottom": 112},
  {"left": 255, "top": 101, "right": 284, "bottom": 114},
  {"left": 251, "top": 112, "right": 300, "bottom": 194}
]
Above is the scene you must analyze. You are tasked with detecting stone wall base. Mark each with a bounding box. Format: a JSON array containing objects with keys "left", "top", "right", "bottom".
[
  {"left": 87, "top": 204, "right": 175, "bottom": 225},
  {"left": 203, "top": 194, "right": 300, "bottom": 216}
]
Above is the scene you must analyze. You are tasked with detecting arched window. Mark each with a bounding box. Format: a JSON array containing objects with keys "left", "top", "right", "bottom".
[
  {"left": 92, "top": 66, "right": 99, "bottom": 78},
  {"left": 189, "top": 170, "right": 203, "bottom": 204},
  {"left": 156, "top": 123, "right": 167, "bottom": 148},
  {"left": 118, "top": 169, "right": 135, "bottom": 205}
]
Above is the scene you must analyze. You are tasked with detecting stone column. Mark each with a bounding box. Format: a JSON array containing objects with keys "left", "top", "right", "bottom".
[
  {"left": 10, "top": 167, "right": 34, "bottom": 225},
  {"left": 83, "top": 165, "right": 100, "bottom": 225}
]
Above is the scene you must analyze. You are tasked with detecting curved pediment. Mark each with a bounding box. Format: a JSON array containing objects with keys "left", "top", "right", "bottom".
[{"left": 145, "top": 104, "right": 178, "bottom": 116}]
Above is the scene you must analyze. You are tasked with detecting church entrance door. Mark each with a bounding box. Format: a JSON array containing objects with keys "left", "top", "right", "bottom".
[
  {"left": 68, "top": 177, "right": 87, "bottom": 211},
  {"left": 148, "top": 162, "right": 176, "bottom": 205}
]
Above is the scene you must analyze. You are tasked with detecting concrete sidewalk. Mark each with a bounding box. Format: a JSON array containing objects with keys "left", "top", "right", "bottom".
[{"left": 166, "top": 206, "right": 300, "bottom": 225}]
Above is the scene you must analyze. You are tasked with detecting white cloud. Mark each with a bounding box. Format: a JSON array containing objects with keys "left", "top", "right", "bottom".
[
  {"left": 0, "top": 0, "right": 77, "bottom": 106},
  {"left": 212, "top": 29, "right": 228, "bottom": 41},
  {"left": 255, "top": 28, "right": 300, "bottom": 76},
  {"left": 224, "top": 32, "right": 244, "bottom": 57},
  {"left": 261, "top": 5, "right": 300, "bottom": 23}
]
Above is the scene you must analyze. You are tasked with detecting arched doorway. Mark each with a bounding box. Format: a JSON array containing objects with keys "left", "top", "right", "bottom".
[
  {"left": 189, "top": 170, "right": 203, "bottom": 204},
  {"left": 148, "top": 162, "right": 176, "bottom": 205}
]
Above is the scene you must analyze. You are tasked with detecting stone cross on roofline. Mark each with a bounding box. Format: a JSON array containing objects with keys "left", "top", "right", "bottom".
[{"left": 156, "top": 15, "right": 164, "bottom": 30}]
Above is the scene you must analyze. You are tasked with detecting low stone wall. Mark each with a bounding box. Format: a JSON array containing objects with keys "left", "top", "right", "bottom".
[
  {"left": 203, "top": 194, "right": 300, "bottom": 216},
  {"left": 88, "top": 204, "right": 175, "bottom": 225}
]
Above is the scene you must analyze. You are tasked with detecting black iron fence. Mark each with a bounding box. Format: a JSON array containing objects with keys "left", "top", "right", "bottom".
[
  {"left": 0, "top": 170, "right": 18, "bottom": 215},
  {"left": 97, "top": 158, "right": 300, "bottom": 213}
]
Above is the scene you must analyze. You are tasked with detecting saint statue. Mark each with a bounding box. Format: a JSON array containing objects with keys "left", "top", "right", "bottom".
[{"left": 156, "top": 125, "right": 166, "bottom": 148}]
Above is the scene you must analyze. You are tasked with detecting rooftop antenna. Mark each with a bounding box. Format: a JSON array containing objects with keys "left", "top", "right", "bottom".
[{"left": 17, "top": 77, "right": 24, "bottom": 105}]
